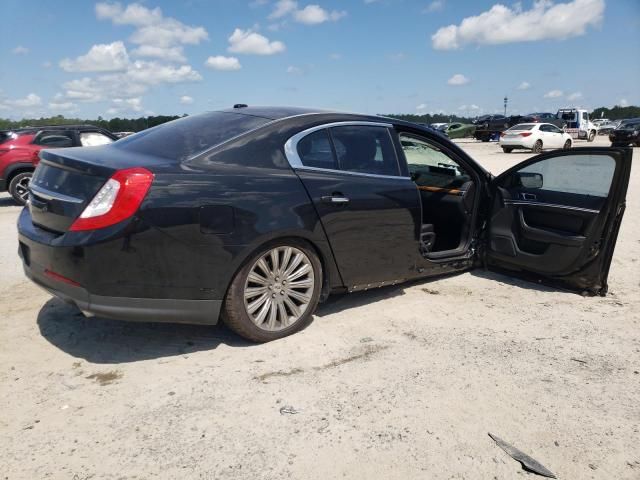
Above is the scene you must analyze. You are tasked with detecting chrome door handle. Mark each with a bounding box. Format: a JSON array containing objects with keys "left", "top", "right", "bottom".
[
  {"left": 521, "top": 193, "right": 537, "bottom": 200},
  {"left": 321, "top": 195, "right": 350, "bottom": 205}
]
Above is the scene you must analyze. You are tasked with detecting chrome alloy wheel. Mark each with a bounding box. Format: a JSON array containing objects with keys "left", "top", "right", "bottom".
[
  {"left": 243, "top": 246, "right": 315, "bottom": 331},
  {"left": 15, "top": 175, "right": 31, "bottom": 203}
]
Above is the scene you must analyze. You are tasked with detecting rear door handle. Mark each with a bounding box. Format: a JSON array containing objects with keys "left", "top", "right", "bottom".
[
  {"left": 321, "top": 195, "right": 350, "bottom": 205},
  {"left": 521, "top": 192, "right": 537, "bottom": 201}
]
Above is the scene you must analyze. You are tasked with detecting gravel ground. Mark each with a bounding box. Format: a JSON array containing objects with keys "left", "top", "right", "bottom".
[{"left": 1, "top": 136, "right": 638, "bottom": 479}]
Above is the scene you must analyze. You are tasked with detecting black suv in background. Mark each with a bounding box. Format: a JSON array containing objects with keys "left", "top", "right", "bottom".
[
  {"left": 609, "top": 118, "right": 640, "bottom": 147},
  {"left": 472, "top": 115, "right": 522, "bottom": 142},
  {"left": 520, "top": 112, "right": 566, "bottom": 128}
]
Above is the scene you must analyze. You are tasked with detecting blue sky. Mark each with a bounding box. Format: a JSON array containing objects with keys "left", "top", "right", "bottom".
[{"left": 0, "top": 0, "right": 638, "bottom": 119}]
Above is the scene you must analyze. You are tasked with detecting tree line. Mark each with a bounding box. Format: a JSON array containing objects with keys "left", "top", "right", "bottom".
[{"left": 1, "top": 105, "right": 637, "bottom": 133}]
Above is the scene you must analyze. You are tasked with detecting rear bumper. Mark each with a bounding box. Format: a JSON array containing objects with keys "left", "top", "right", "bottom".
[
  {"left": 17, "top": 207, "right": 222, "bottom": 325},
  {"left": 21, "top": 255, "right": 221, "bottom": 324}
]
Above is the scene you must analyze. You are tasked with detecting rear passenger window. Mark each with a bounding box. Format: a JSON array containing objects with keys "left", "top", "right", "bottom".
[
  {"left": 35, "top": 131, "right": 74, "bottom": 148},
  {"left": 297, "top": 129, "right": 337, "bottom": 169},
  {"left": 330, "top": 126, "right": 399, "bottom": 176}
]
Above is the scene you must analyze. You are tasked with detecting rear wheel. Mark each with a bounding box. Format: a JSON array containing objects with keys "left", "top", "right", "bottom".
[
  {"left": 563, "top": 140, "right": 572, "bottom": 150},
  {"left": 8, "top": 171, "right": 33, "bottom": 206},
  {"left": 222, "top": 240, "right": 322, "bottom": 342},
  {"left": 532, "top": 140, "right": 543, "bottom": 154},
  {"left": 502, "top": 147, "right": 513, "bottom": 153}
]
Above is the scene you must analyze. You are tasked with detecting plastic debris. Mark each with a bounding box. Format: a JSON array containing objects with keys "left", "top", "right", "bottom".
[{"left": 488, "top": 433, "right": 556, "bottom": 478}]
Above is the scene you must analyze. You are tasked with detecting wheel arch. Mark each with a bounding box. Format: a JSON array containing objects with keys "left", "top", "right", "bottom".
[
  {"left": 223, "top": 232, "right": 343, "bottom": 305},
  {"left": 4, "top": 162, "right": 35, "bottom": 186}
]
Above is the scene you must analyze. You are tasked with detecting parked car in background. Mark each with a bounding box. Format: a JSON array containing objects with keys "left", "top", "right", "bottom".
[
  {"left": 0, "top": 125, "right": 117, "bottom": 204},
  {"left": 443, "top": 123, "right": 476, "bottom": 139},
  {"left": 499, "top": 123, "right": 573, "bottom": 153},
  {"left": 18, "top": 106, "right": 631, "bottom": 342},
  {"left": 473, "top": 114, "right": 522, "bottom": 142},
  {"left": 520, "top": 112, "right": 566, "bottom": 128},
  {"left": 597, "top": 121, "right": 618, "bottom": 135},
  {"left": 114, "top": 131, "right": 135, "bottom": 138},
  {"left": 609, "top": 118, "right": 640, "bottom": 147}
]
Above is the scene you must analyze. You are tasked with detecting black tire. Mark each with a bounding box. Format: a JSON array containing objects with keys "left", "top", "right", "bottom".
[
  {"left": 502, "top": 147, "right": 513, "bottom": 153},
  {"left": 532, "top": 140, "right": 543, "bottom": 154},
  {"left": 222, "top": 239, "right": 323, "bottom": 343},
  {"left": 8, "top": 171, "right": 33, "bottom": 206},
  {"left": 563, "top": 140, "right": 572, "bottom": 150},
  {"left": 587, "top": 130, "right": 596, "bottom": 142}
]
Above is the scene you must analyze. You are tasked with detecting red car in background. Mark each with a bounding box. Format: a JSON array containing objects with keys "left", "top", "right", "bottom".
[{"left": 0, "top": 125, "right": 117, "bottom": 205}]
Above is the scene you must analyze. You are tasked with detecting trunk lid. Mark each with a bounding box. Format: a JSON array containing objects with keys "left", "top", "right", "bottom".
[{"left": 28, "top": 145, "right": 169, "bottom": 233}]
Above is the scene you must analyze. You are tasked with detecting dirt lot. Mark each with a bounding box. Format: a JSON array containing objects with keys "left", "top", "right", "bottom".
[{"left": 1, "top": 136, "right": 638, "bottom": 479}]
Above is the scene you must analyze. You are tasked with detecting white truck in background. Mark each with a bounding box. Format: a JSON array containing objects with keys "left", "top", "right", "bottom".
[{"left": 556, "top": 108, "right": 598, "bottom": 142}]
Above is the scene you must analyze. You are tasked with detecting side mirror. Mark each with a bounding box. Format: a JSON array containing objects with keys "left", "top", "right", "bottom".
[{"left": 517, "top": 172, "right": 543, "bottom": 189}]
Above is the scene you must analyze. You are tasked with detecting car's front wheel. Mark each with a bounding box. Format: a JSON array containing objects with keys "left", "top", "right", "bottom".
[
  {"left": 502, "top": 147, "right": 513, "bottom": 153},
  {"left": 222, "top": 240, "right": 322, "bottom": 342},
  {"left": 563, "top": 139, "right": 572, "bottom": 150},
  {"left": 588, "top": 130, "right": 596, "bottom": 142},
  {"left": 8, "top": 171, "right": 33, "bottom": 206}
]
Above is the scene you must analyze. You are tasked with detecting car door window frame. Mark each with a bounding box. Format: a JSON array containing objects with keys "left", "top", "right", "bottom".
[{"left": 284, "top": 121, "right": 409, "bottom": 180}]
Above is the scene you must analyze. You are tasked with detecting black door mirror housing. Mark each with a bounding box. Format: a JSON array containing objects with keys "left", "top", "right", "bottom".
[{"left": 517, "top": 172, "right": 543, "bottom": 189}]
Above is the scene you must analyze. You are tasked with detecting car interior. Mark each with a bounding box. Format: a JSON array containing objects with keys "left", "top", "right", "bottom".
[{"left": 398, "top": 133, "right": 476, "bottom": 255}]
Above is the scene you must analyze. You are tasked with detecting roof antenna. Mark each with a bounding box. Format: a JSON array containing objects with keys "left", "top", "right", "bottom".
[{"left": 233, "top": 103, "right": 248, "bottom": 109}]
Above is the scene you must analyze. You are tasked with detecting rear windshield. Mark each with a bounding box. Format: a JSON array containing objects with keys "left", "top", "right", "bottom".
[
  {"left": 114, "top": 111, "right": 272, "bottom": 160},
  {"left": 620, "top": 120, "right": 640, "bottom": 129},
  {"left": 509, "top": 124, "right": 535, "bottom": 131}
]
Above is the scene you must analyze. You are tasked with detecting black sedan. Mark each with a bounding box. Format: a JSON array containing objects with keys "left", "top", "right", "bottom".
[
  {"left": 610, "top": 118, "right": 640, "bottom": 147},
  {"left": 18, "top": 106, "right": 631, "bottom": 342}
]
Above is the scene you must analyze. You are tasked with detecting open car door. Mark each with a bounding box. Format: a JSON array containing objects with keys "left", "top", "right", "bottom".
[{"left": 485, "top": 147, "right": 632, "bottom": 295}]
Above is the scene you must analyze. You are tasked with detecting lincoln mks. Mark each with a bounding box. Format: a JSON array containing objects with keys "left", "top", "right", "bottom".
[{"left": 18, "top": 106, "right": 631, "bottom": 341}]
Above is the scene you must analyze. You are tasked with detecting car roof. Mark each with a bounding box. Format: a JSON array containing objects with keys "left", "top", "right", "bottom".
[{"left": 216, "top": 106, "right": 332, "bottom": 120}]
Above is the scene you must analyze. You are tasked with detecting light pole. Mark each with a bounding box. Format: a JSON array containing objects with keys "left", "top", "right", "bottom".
[{"left": 504, "top": 96, "right": 508, "bottom": 116}]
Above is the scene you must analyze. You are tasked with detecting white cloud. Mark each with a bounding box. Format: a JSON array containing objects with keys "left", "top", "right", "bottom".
[
  {"left": 12, "top": 45, "right": 29, "bottom": 55},
  {"left": 131, "top": 45, "right": 186, "bottom": 62},
  {"left": 205, "top": 55, "right": 242, "bottom": 70},
  {"left": 423, "top": 1, "right": 444, "bottom": 13},
  {"left": 269, "top": 1, "right": 346, "bottom": 25},
  {"left": 287, "top": 65, "right": 303, "bottom": 74},
  {"left": 107, "top": 97, "right": 143, "bottom": 115},
  {"left": 96, "top": 2, "right": 208, "bottom": 48},
  {"left": 60, "top": 60, "right": 201, "bottom": 104},
  {"left": 60, "top": 41, "right": 130, "bottom": 72},
  {"left": 544, "top": 89, "right": 564, "bottom": 98},
  {"left": 567, "top": 92, "right": 583, "bottom": 101},
  {"left": 329, "top": 52, "right": 342, "bottom": 60},
  {"left": 619, "top": 98, "right": 629, "bottom": 107},
  {"left": 228, "top": 28, "right": 285, "bottom": 55},
  {"left": 3, "top": 93, "right": 42, "bottom": 108},
  {"left": 294, "top": 5, "right": 347, "bottom": 24},
  {"left": 517, "top": 81, "right": 531, "bottom": 90},
  {"left": 269, "top": 0, "right": 298, "bottom": 19},
  {"left": 180, "top": 95, "right": 194, "bottom": 104},
  {"left": 48, "top": 101, "right": 77, "bottom": 111},
  {"left": 42, "top": 61, "right": 52, "bottom": 68},
  {"left": 432, "top": 0, "right": 605, "bottom": 50},
  {"left": 447, "top": 73, "right": 469, "bottom": 85},
  {"left": 416, "top": 103, "right": 428, "bottom": 111}
]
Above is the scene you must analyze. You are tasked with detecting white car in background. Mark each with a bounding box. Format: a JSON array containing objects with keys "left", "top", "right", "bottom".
[{"left": 499, "top": 123, "right": 573, "bottom": 153}]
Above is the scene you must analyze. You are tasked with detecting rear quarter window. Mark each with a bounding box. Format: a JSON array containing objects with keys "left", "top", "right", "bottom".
[{"left": 114, "top": 112, "right": 271, "bottom": 161}]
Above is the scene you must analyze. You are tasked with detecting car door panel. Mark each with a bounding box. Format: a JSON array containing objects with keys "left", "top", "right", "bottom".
[
  {"left": 486, "top": 147, "right": 632, "bottom": 294},
  {"left": 297, "top": 169, "right": 421, "bottom": 287}
]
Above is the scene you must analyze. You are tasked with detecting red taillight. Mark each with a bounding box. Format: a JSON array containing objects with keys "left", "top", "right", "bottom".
[
  {"left": 70, "top": 167, "right": 154, "bottom": 231},
  {"left": 44, "top": 269, "right": 81, "bottom": 287},
  {"left": 520, "top": 132, "right": 533, "bottom": 137}
]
